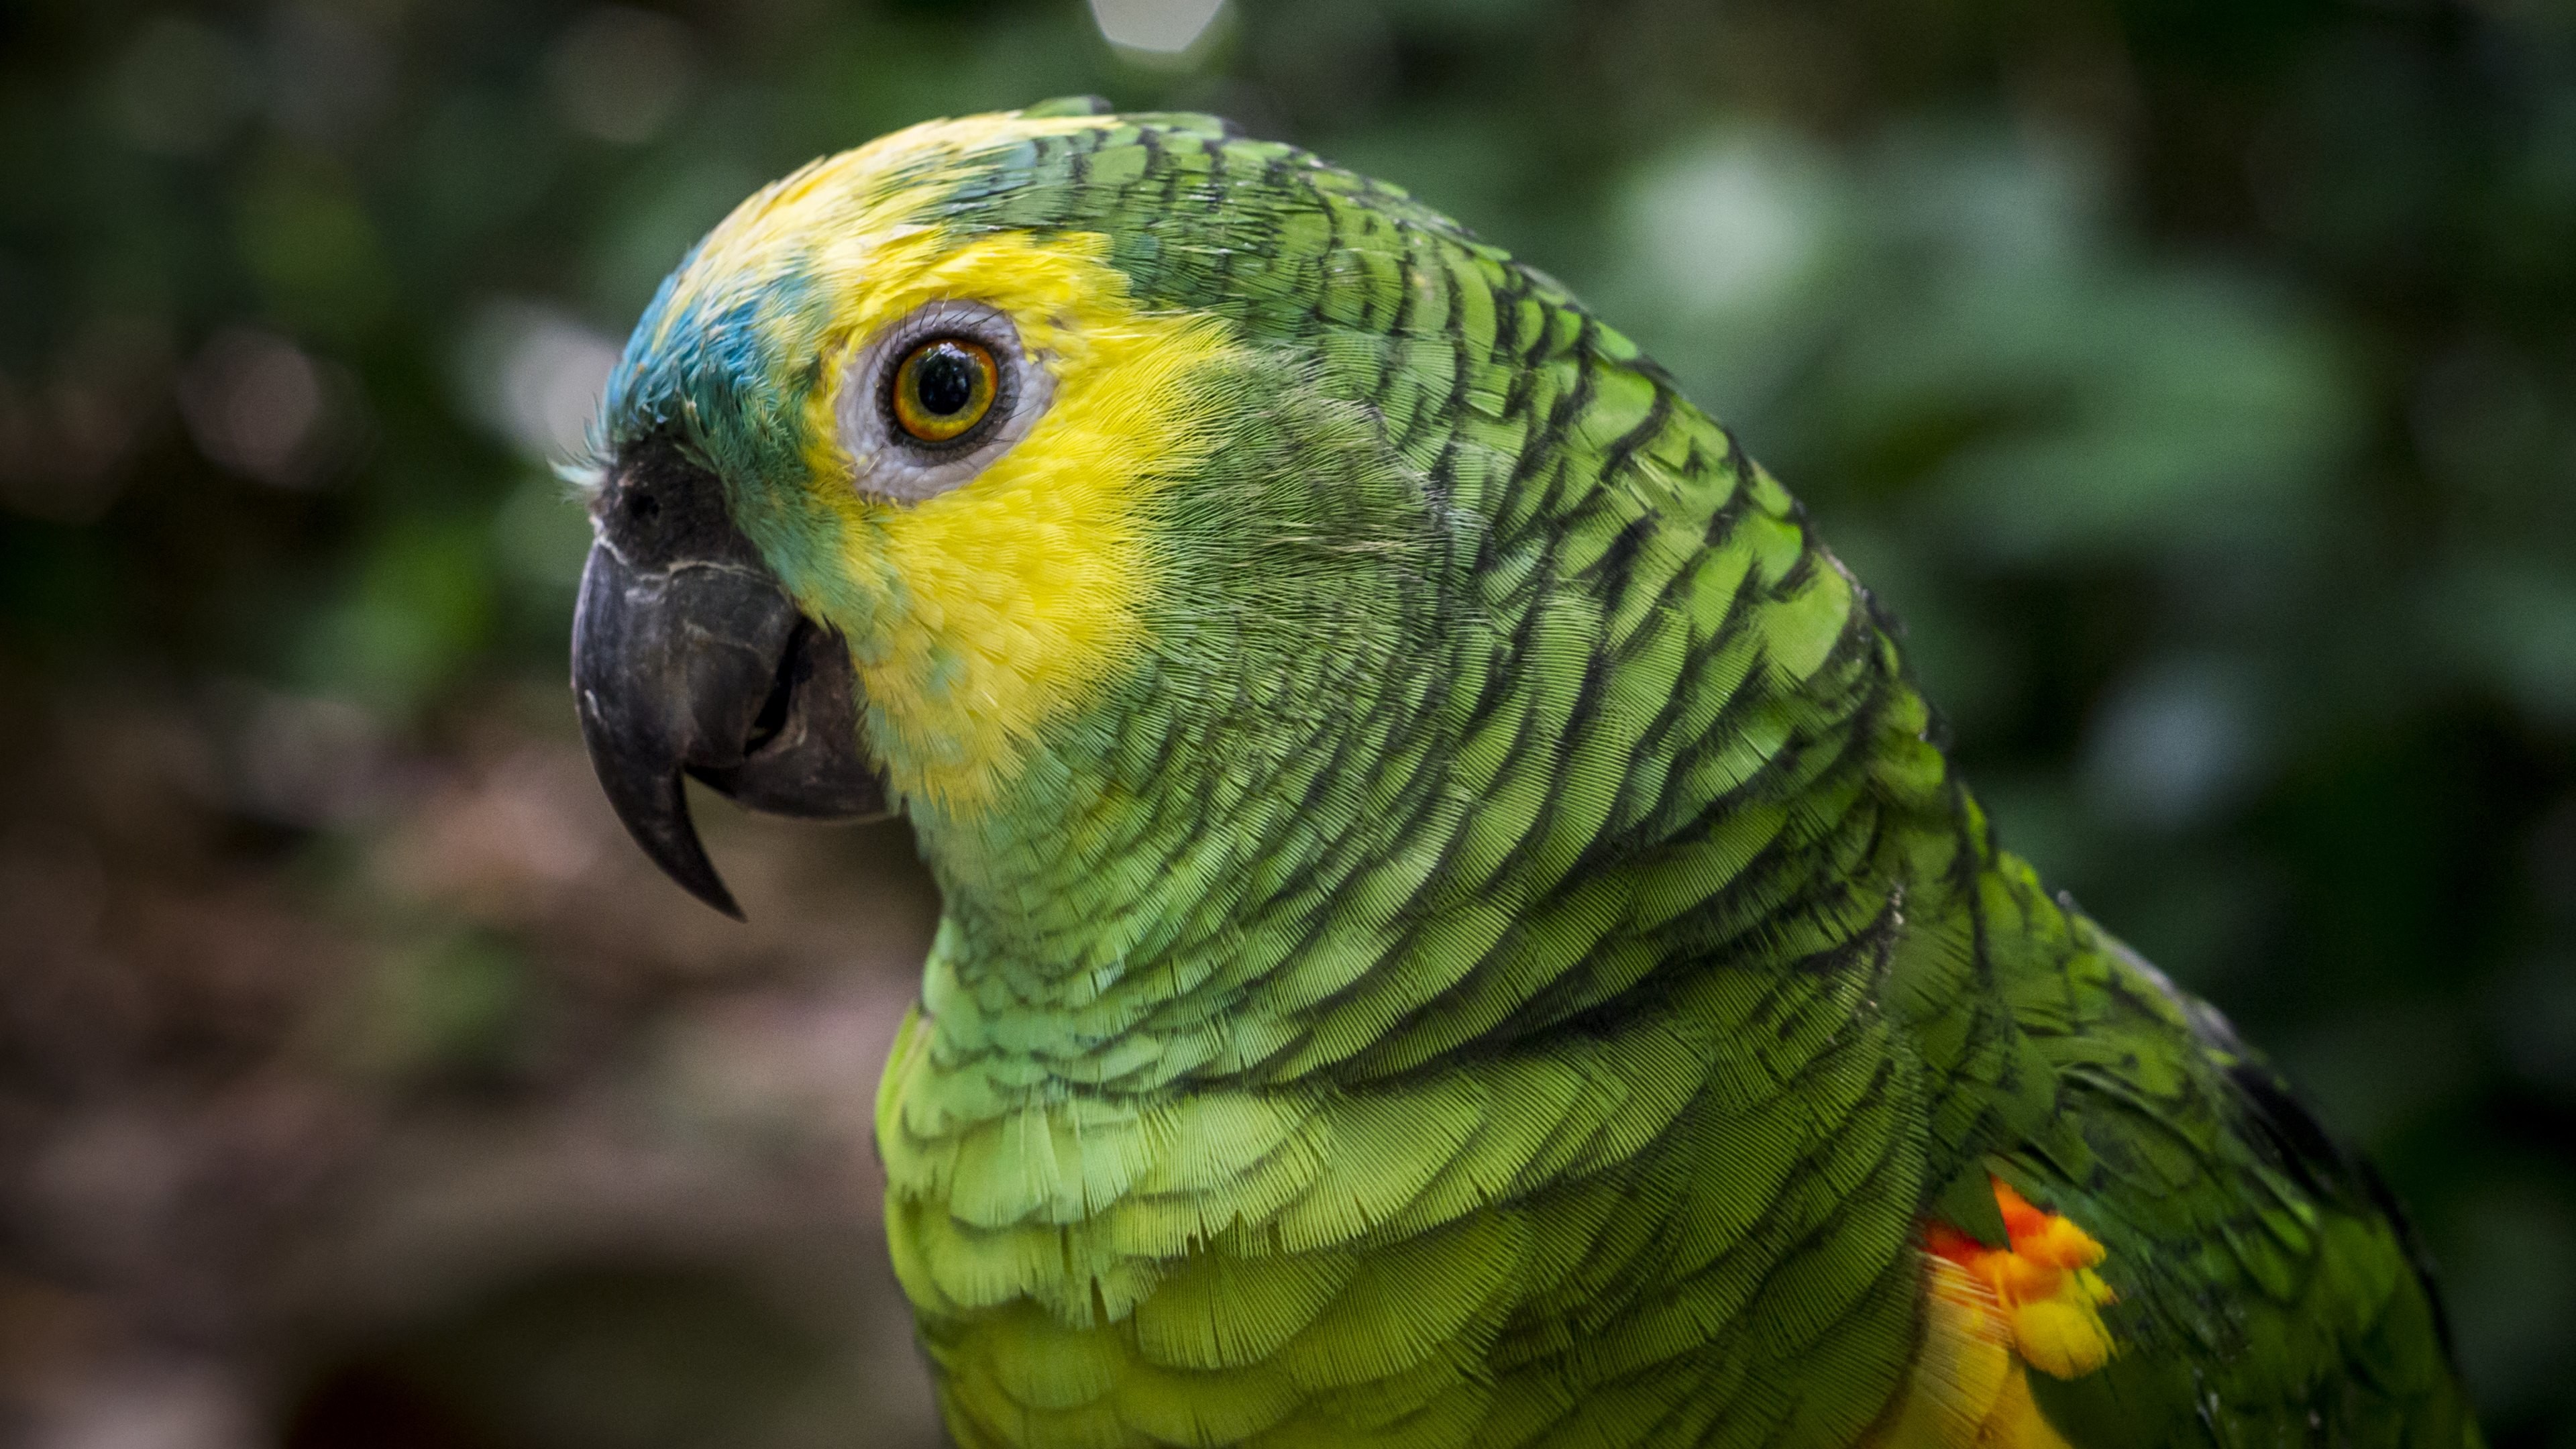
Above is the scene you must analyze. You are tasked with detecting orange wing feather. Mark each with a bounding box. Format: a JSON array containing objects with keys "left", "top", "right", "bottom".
[{"left": 1870, "top": 1179, "right": 2118, "bottom": 1449}]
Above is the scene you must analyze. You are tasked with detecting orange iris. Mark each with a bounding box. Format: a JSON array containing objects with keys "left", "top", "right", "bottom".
[{"left": 890, "top": 337, "right": 998, "bottom": 443}]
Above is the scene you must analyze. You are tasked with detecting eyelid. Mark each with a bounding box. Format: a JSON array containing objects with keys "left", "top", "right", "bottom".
[{"left": 833, "top": 300, "right": 1054, "bottom": 503}]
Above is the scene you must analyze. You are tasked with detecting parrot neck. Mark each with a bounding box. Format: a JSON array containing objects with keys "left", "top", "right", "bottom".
[{"left": 888, "top": 464, "right": 2002, "bottom": 1110}]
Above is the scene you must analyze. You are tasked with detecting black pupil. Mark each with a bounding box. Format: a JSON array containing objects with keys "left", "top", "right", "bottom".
[{"left": 914, "top": 345, "right": 979, "bottom": 417}]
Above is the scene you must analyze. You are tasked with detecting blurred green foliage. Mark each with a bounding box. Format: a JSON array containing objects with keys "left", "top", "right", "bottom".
[{"left": 4, "top": 0, "right": 2575, "bottom": 1444}]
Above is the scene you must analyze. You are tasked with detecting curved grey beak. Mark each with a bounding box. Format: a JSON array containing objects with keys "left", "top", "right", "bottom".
[{"left": 571, "top": 446, "right": 887, "bottom": 918}]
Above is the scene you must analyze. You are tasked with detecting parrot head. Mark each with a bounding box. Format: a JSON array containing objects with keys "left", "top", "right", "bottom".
[{"left": 573, "top": 102, "right": 1462, "bottom": 920}]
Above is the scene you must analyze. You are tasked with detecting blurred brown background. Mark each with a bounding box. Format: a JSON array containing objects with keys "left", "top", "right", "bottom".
[{"left": 5, "top": 0, "right": 2576, "bottom": 1444}]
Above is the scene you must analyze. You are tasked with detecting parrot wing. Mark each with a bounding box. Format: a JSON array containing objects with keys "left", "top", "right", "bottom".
[{"left": 1900, "top": 892, "right": 2481, "bottom": 1449}]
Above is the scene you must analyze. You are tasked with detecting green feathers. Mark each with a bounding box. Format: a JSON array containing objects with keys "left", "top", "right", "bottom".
[{"left": 622, "top": 109, "right": 2480, "bottom": 1448}]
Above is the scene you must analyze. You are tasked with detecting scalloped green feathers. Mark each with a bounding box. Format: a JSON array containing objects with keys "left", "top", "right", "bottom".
[{"left": 616, "top": 110, "right": 2481, "bottom": 1448}]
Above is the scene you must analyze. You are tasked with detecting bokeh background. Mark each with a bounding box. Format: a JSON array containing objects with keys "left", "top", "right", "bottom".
[{"left": 4, "top": 0, "right": 2575, "bottom": 1444}]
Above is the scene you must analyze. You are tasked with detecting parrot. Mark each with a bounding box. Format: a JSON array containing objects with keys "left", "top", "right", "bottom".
[{"left": 566, "top": 99, "right": 2482, "bottom": 1449}]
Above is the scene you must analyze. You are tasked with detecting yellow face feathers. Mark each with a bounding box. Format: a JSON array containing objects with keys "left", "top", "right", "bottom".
[
  {"left": 645, "top": 116, "right": 1250, "bottom": 817},
  {"left": 807, "top": 231, "right": 1244, "bottom": 816}
]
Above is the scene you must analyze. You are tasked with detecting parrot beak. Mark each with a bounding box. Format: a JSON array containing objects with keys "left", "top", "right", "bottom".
[{"left": 570, "top": 445, "right": 888, "bottom": 919}]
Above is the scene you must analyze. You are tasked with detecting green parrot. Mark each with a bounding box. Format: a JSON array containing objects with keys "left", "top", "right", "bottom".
[{"left": 568, "top": 99, "right": 2481, "bottom": 1449}]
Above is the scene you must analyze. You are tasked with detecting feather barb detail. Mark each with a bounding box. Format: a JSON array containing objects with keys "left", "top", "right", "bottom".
[{"left": 1870, "top": 1178, "right": 2116, "bottom": 1449}]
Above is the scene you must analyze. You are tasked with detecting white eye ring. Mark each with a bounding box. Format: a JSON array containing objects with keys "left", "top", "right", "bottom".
[{"left": 835, "top": 301, "right": 1053, "bottom": 502}]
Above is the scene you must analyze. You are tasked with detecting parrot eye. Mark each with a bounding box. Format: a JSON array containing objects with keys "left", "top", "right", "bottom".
[
  {"left": 834, "top": 300, "right": 1051, "bottom": 502},
  {"left": 889, "top": 337, "right": 999, "bottom": 443}
]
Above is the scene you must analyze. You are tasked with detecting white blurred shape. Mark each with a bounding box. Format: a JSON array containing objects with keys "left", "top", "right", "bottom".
[
  {"left": 1625, "top": 133, "right": 1837, "bottom": 316},
  {"left": 33, "top": 1361, "right": 252, "bottom": 1449},
  {"left": 2083, "top": 655, "right": 2265, "bottom": 830},
  {"left": 1091, "top": 0, "right": 1228, "bottom": 56},
  {"left": 549, "top": 7, "right": 698, "bottom": 145},
  {"left": 456, "top": 301, "right": 621, "bottom": 462},
  {"left": 177, "top": 329, "right": 330, "bottom": 486}
]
